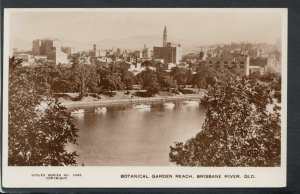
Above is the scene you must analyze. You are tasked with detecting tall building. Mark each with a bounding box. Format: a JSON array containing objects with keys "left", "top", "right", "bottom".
[
  {"left": 32, "top": 40, "right": 42, "bottom": 55},
  {"left": 142, "top": 44, "right": 151, "bottom": 59},
  {"left": 89, "top": 44, "right": 97, "bottom": 58},
  {"left": 153, "top": 26, "right": 182, "bottom": 64},
  {"left": 42, "top": 39, "right": 60, "bottom": 60},
  {"left": 199, "top": 49, "right": 204, "bottom": 60},
  {"left": 163, "top": 25, "right": 167, "bottom": 47},
  {"left": 32, "top": 39, "right": 68, "bottom": 64}
]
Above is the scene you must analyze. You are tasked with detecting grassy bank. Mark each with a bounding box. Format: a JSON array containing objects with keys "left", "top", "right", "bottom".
[{"left": 58, "top": 90, "right": 205, "bottom": 107}]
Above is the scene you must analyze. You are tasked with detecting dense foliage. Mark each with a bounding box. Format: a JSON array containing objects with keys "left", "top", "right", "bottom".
[
  {"left": 8, "top": 57, "right": 79, "bottom": 166},
  {"left": 169, "top": 75, "right": 281, "bottom": 167},
  {"left": 21, "top": 57, "right": 221, "bottom": 98}
]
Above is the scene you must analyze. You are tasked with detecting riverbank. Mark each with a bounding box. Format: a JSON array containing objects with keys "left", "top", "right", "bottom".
[{"left": 60, "top": 93, "right": 205, "bottom": 107}]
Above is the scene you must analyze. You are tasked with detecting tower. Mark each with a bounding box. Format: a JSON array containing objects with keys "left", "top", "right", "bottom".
[
  {"left": 245, "top": 55, "right": 250, "bottom": 76},
  {"left": 199, "top": 48, "right": 204, "bottom": 60},
  {"left": 93, "top": 44, "right": 96, "bottom": 51},
  {"left": 163, "top": 26, "right": 167, "bottom": 47}
]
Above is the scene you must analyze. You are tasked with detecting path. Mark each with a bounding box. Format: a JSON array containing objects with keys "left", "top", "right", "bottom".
[{"left": 61, "top": 94, "right": 204, "bottom": 107}]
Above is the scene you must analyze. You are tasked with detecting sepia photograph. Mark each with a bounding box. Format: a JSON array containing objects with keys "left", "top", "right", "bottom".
[{"left": 2, "top": 8, "right": 287, "bottom": 188}]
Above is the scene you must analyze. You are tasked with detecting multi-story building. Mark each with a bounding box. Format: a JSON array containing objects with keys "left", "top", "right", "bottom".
[
  {"left": 13, "top": 48, "right": 31, "bottom": 56},
  {"left": 32, "top": 38, "right": 68, "bottom": 64},
  {"left": 51, "top": 50, "right": 68, "bottom": 64},
  {"left": 153, "top": 43, "right": 182, "bottom": 64},
  {"left": 61, "top": 46, "right": 74, "bottom": 57},
  {"left": 205, "top": 55, "right": 250, "bottom": 76},
  {"left": 119, "top": 61, "right": 133, "bottom": 71},
  {"left": 32, "top": 40, "right": 42, "bottom": 55},
  {"left": 250, "top": 56, "right": 273, "bottom": 74},
  {"left": 89, "top": 44, "right": 97, "bottom": 62},
  {"left": 106, "top": 50, "right": 114, "bottom": 57},
  {"left": 153, "top": 26, "right": 182, "bottom": 64},
  {"left": 96, "top": 50, "right": 107, "bottom": 57},
  {"left": 134, "top": 50, "right": 142, "bottom": 58},
  {"left": 142, "top": 44, "right": 151, "bottom": 59},
  {"left": 15, "top": 53, "right": 35, "bottom": 64},
  {"left": 204, "top": 53, "right": 271, "bottom": 76}
]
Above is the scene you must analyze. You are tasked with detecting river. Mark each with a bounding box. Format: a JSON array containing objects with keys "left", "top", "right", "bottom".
[{"left": 68, "top": 100, "right": 206, "bottom": 166}]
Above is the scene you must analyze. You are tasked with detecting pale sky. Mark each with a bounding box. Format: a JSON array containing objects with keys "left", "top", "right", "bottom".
[{"left": 7, "top": 9, "right": 284, "bottom": 45}]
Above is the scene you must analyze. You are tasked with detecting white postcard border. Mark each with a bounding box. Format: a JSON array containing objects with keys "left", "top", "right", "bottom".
[{"left": 2, "top": 8, "right": 288, "bottom": 188}]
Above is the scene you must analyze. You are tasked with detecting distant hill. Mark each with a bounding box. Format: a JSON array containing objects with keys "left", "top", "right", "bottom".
[
  {"left": 8, "top": 37, "right": 32, "bottom": 54},
  {"left": 94, "top": 34, "right": 203, "bottom": 51},
  {"left": 9, "top": 35, "right": 204, "bottom": 55}
]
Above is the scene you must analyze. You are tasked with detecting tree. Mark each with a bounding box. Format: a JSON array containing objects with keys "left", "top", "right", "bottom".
[
  {"left": 8, "top": 57, "right": 79, "bottom": 166},
  {"left": 192, "top": 71, "right": 206, "bottom": 89},
  {"left": 31, "top": 61, "right": 59, "bottom": 94},
  {"left": 160, "top": 75, "right": 177, "bottom": 91},
  {"left": 192, "top": 63, "right": 216, "bottom": 89},
  {"left": 169, "top": 76, "right": 281, "bottom": 167},
  {"left": 146, "top": 80, "right": 160, "bottom": 97},
  {"left": 72, "top": 56, "right": 98, "bottom": 99},
  {"left": 137, "top": 68, "right": 160, "bottom": 96},
  {"left": 156, "top": 66, "right": 177, "bottom": 91},
  {"left": 141, "top": 60, "right": 153, "bottom": 68},
  {"left": 170, "top": 67, "right": 187, "bottom": 89},
  {"left": 52, "top": 65, "right": 78, "bottom": 93},
  {"left": 185, "top": 69, "right": 194, "bottom": 85},
  {"left": 249, "top": 72, "right": 281, "bottom": 103},
  {"left": 103, "top": 72, "right": 124, "bottom": 93},
  {"left": 121, "top": 70, "right": 135, "bottom": 90},
  {"left": 51, "top": 79, "right": 70, "bottom": 93}
]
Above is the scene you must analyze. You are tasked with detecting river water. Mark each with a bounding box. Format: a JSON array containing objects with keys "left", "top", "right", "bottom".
[{"left": 69, "top": 100, "right": 206, "bottom": 166}]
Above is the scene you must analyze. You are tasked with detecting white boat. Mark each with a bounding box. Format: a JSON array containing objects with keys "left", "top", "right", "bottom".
[
  {"left": 135, "top": 104, "right": 151, "bottom": 109},
  {"left": 182, "top": 100, "right": 199, "bottom": 105},
  {"left": 95, "top": 107, "right": 107, "bottom": 112},
  {"left": 164, "top": 102, "right": 175, "bottom": 108},
  {"left": 71, "top": 109, "right": 84, "bottom": 114}
]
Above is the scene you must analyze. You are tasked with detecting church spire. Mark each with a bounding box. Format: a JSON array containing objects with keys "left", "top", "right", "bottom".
[{"left": 163, "top": 25, "right": 167, "bottom": 47}]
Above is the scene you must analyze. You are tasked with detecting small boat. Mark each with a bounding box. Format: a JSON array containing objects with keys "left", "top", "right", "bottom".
[
  {"left": 95, "top": 107, "right": 107, "bottom": 112},
  {"left": 182, "top": 100, "right": 199, "bottom": 105},
  {"left": 71, "top": 109, "right": 84, "bottom": 114},
  {"left": 135, "top": 104, "right": 151, "bottom": 109},
  {"left": 164, "top": 102, "right": 175, "bottom": 108}
]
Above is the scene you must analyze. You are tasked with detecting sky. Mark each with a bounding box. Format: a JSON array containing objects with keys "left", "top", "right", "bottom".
[{"left": 6, "top": 9, "right": 284, "bottom": 46}]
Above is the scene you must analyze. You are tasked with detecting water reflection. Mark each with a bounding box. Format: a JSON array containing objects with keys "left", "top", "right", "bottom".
[
  {"left": 72, "top": 113, "right": 84, "bottom": 120},
  {"left": 95, "top": 111, "right": 107, "bottom": 115},
  {"left": 136, "top": 108, "right": 151, "bottom": 112},
  {"left": 163, "top": 102, "right": 175, "bottom": 111},
  {"left": 70, "top": 100, "right": 206, "bottom": 166}
]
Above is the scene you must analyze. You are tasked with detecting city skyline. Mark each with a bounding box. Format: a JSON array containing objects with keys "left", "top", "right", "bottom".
[{"left": 7, "top": 9, "right": 283, "bottom": 51}]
